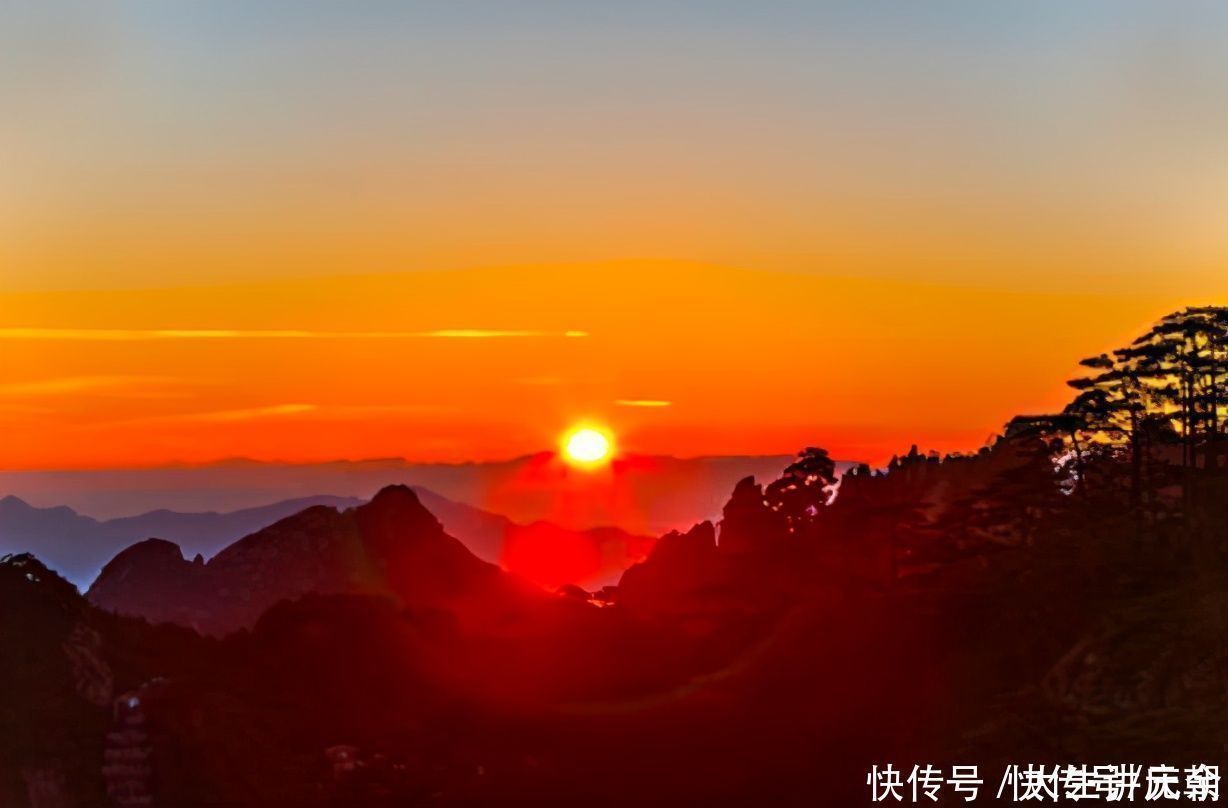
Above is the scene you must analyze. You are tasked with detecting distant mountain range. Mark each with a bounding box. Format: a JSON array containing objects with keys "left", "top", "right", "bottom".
[
  {"left": 1, "top": 453, "right": 821, "bottom": 591},
  {"left": 86, "top": 485, "right": 543, "bottom": 636},
  {"left": 1, "top": 488, "right": 653, "bottom": 591},
  {"left": 0, "top": 494, "right": 361, "bottom": 589},
  {"left": 0, "top": 453, "right": 805, "bottom": 534}
]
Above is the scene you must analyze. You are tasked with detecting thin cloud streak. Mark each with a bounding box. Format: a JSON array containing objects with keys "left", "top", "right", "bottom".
[
  {"left": 182, "top": 404, "right": 319, "bottom": 423},
  {"left": 94, "top": 402, "right": 445, "bottom": 429},
  {"left": 0, "top": 375, "right": 181, "bottom": 397},
  {"left": 0, "top": 328, "right": 588, "bottom": 341},
  {"left": 615, "top": 399, "right": 672, "bottom": 408},
  {"left": 98, "top": 404, "right": 320, "bottom": 429}
]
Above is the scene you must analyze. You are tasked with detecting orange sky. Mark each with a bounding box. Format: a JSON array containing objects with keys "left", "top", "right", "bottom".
[
  {"left": 1, "top": 263, "right": 1222, "bottom": 470},
  {"left": 3, "top": 4, "right": 1227, "bottom": 469}
]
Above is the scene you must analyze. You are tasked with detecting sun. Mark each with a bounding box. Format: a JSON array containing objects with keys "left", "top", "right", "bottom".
[{"left": 562, "top": 426, "right": 613, "bottom": 467}]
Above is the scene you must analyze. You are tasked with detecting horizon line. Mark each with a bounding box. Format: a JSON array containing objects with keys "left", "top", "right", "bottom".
[{"left": 0, "top": 449, "right": 813, "bottom": 476}]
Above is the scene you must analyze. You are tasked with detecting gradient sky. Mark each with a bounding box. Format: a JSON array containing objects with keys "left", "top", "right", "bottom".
[{"left": 2, "top": 2, "right": 1227, "bottom": 469}]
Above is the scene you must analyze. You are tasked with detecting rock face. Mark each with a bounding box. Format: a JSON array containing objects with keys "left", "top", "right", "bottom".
[{"left": 87, "top": 486, "right": 524, "bottom": 636}]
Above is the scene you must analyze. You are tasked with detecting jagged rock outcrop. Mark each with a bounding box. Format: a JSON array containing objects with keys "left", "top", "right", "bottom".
[
  {"left": 716, "top": 476, "right": 787, "bottom": 555},
  {"left": 616, "top": 521, "right": 722, "bottom": 614},
  {"left": 616, "top": 478, "right": 804, "bottom": 619}
]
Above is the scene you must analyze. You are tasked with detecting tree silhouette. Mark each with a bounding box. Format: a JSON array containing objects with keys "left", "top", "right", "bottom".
[
  {"left": 1066, "top": 307, "right": 1228, "bottom": 478},
  {"left": 763, "top": 447, "right": 838, "bottom": 535},
  {"left": 939, "top": 434, "right": 1065, "bottom": 549},
  {"left": 1006, "top": 306, "right": 1227, "bottom": 542}
]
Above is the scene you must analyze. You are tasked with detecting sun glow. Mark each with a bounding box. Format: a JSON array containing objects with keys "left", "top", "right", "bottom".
[{"left": 562, "top": 426, "right": 613, "bottom": 467}]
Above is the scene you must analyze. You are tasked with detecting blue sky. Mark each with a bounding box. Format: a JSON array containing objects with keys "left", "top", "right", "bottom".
[{"left": 3, "top": 1, "right": 1227, "bottom": 292}]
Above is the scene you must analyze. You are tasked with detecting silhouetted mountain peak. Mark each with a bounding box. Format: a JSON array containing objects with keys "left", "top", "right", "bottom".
[
  {"left": 94, "top": 538, "right": 190, "bottom": 586},
  {"left": 0, "top": 494, "right": 96, "bottom": 526},
  {"left": 110, "top": 537, "right": 185, "bottom": 563},
  {"left": 359, "top": 484, "right": 444, "bottom": 537},
  {"left": 368, "top": 483, "right": 426, "bottom": 508}
]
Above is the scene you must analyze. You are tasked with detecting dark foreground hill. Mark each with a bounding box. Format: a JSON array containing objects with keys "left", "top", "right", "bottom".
[
  {"left": 5, "top": 430, "right": 1224, "bottom": 805},
  {"left": 1, "top": 539, "right": 947, "bottom": 806}
]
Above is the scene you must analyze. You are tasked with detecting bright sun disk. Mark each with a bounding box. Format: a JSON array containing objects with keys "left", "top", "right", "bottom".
[{"left": 563, "top": 427, "right": 612, "bottom": 466}]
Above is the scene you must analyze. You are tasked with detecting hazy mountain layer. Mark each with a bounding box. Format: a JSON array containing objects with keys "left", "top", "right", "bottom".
[
  {"left": 0, "top": 494, "right": 362, "bottom": 588},
  {"left": 0, "top": 453, "right": 803, "bottom": 534},
  {"left": 1, "top": 487, "right": 653, "bottom": 592}
]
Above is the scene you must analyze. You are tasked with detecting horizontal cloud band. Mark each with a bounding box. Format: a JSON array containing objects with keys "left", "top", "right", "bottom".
[{"left": 0, "top": 328, "right": 588, "bottom": 340}]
